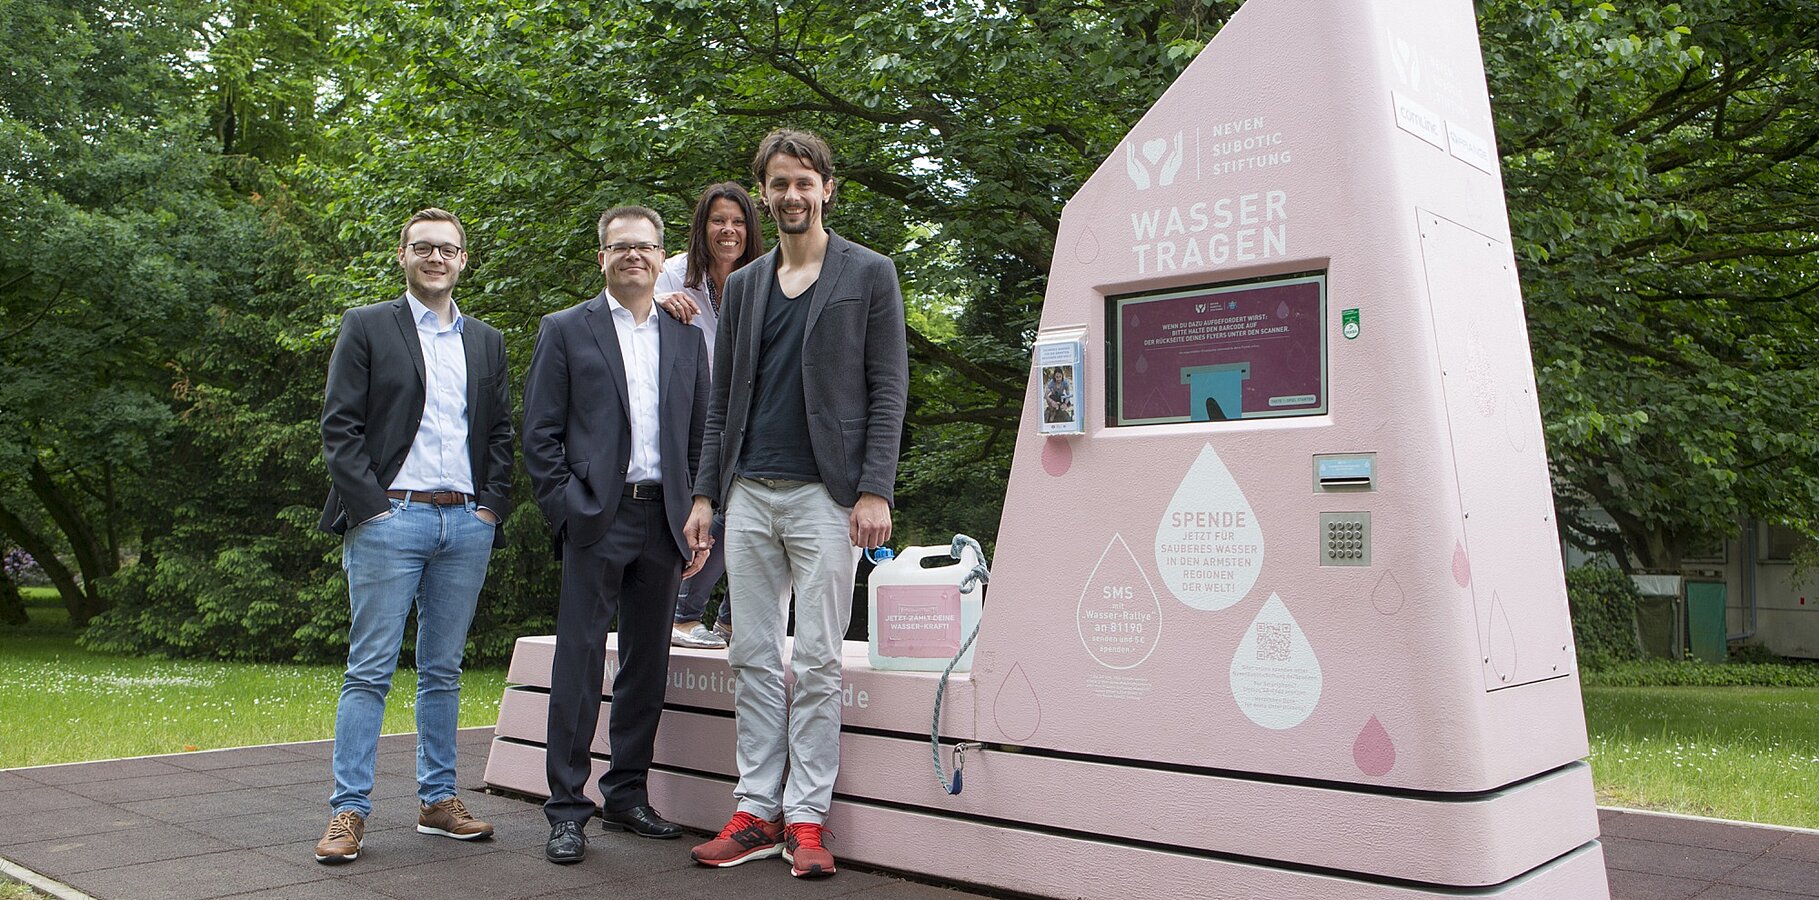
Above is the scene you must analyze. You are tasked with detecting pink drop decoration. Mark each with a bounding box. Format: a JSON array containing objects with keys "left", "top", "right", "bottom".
[
  {"left": 1353, "top": 716, "right": 1397, "bottom": 777},
  {"left": 1452, "top": 540, "right": 1472, "bottom": 587},
  {"left": 992, "top": 662, "right": 1043, "bottom": 742},
  {"left": 1041, "top": 437, "right": 1073, "bottom": 477}
]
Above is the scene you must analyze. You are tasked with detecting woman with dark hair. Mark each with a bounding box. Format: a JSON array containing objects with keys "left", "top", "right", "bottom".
[{"left": 656, "top": 182, "right": 765, "bottom": 649}]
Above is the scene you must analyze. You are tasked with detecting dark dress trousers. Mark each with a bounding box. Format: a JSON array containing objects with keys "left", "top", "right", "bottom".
[
  {"left": 318, "top": 294, "right": 514, "bottom": 545},
  {"left": 522, "top": 290, "right": 709, "bottom": 822}
]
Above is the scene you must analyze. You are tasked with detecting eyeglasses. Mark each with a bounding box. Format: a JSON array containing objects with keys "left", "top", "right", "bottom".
[
  {"left": 603, "top": 242, "right": 663, "bottom": 255},
  {"left": 406, "top": 242, "right": 464, "bottom": 260}
]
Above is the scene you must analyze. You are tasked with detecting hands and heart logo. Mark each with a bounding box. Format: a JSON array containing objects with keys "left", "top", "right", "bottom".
[{"left": 1125, "top": 131, "right": 1185, "bottom": 190}]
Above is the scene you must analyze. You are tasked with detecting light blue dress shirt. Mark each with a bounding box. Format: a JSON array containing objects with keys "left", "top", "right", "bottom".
[{"left": 390, "top": 293, "right": 474, "bottom": 495}]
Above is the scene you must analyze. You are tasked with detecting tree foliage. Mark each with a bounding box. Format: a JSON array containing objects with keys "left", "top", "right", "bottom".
[
  {"left": 7, "top": 0, "right": 1819, "bottom": 658},
  {"left": 1484, "top": 0, "right": 1819, "bottom": 570}
]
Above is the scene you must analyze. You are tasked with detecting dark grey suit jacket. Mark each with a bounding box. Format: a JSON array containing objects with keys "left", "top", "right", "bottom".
[
  {"left": 695, "top": 230, "right": 909, "bottom": 509},
  {"left": 522, "top": 290, "right": 709, "bottom": 557},
  {"left": 318, "top": 295, "right": 515, "bottom": 548}
]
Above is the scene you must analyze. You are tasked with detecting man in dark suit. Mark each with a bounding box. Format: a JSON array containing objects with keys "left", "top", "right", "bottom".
[
  {"left": 315, "top": 207, "right": 513, "bottom": 864},
  {"left": 523, "top": 205, "right": 711, "bottom": 865},
  {"left": 685, "top": 129, "right": 909, "bottom": 879}
]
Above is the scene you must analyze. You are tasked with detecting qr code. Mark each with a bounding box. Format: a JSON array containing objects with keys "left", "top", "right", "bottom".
[{"left": 1255, "top": 623, "right": 1291, "bottom": 661}]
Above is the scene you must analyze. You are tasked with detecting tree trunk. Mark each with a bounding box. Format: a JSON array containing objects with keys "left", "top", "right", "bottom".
[
  {"left": 0, "top": 568, "right": 26, "bottom": 627},
  {"left": 0, "top": 503, "right": 92, "bottom": 625},
  {"left": 27, "top": 462, "right": 112, "bottom": 620}
]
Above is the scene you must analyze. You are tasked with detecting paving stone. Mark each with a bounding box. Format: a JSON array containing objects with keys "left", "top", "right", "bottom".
[
  {"left": 1767, "top": 833, "right": 1819, "bottom": 863},
  {"left": 62, "top": 848, "right": 323, "bottom": 900},
  {"left": 216, "top": 880, "right": 399, "bottom": 900},
  {"left": 163, "top": 745, "right": 313, "bottom": 771},
  {"left": 119, "top": 786, "right": 279, "bottom": 823},
  {"left": 1718, "top": 855, "right": 1819, "bottom": 895},
  {"left": 214, "top": 760, "right": 332, "bottom": 789},
  {"left": 1601, "top": 812, "right": 1790, "bottom": 855},
  {"left": 4, "top": 826, "right": 237, "bottom": 875},
  {"left": 0, "top": 770, "right": 44, "bottom": 792},
  {"left": 1604, "top": 868, "right": 1707, "bottom": 900},
  {"left": 1603, "top": 835, "right": 1753, "bottom": 881},
  {"left": 342, "top": 844, "right": 616, "bottom": 900},
  {"left": 22, "top": 757, "right": 191, "bottom": 785},
  {"left": 1, "top": 786, "right": 105, "bottom": 815},
  {"left": 0, "top": 808, "right": 157, "bottom": 844},
  {"left": 1692, "top": 884, "right": 1808, "bottom": 900},
  {"left": 60, "top": 769, "right": 251, "bottom": 804}
]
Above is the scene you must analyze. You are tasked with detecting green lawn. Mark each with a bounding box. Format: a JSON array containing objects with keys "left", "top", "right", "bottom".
[
  {"left": 0, "top": 589, "right": 506, "bottom": 769},
  {"left": 9, "top": 589, "right": 1819, "bottom": 829},
  {"left": 1583, "top": 684, "right": 1819, "bottom": 828}
]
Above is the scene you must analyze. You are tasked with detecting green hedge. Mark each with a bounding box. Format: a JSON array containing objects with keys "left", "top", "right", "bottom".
[
  {"left": 1566, "top": 564, "right": 1642, "bottom": 670},
  {"left": 1584, "top": 658, "right": 1819, "bottom": 687}
]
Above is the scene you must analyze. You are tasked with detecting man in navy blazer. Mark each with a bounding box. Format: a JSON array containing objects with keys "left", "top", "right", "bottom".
[
  {"left": 686, "top": 129, "right": 909, "bottom": 878},
  {"left": 316, "top": 208, "right": 513, "bottom": 863},
  {"left": 523, "top": 205, "right": 711, "bottom": 864}
]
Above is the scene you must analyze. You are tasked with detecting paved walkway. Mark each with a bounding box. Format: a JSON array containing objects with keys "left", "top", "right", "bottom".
[{"left": 1, "top": 728, "right": 1814, "bottom": 899}]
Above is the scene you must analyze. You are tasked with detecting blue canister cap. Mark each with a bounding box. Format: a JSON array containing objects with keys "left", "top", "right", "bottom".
[{"left": 865, "top": 546, "right": 896, "bottom": 565}]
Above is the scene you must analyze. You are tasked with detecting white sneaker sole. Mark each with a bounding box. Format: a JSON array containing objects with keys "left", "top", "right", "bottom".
[
  {"left": 417, "top": 824, "right": 492, "bottom": 840},
  {"left": 693, "top": 844, "right": 782, "bottom": 867}
]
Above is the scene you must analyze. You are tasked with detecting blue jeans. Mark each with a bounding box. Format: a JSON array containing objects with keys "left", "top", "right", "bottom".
[
  {"left": 330, "top": 495, "right": 494, "bottom": 816},
  {"left": 674, "top": 514, "right": 730, "bottom": 626}
]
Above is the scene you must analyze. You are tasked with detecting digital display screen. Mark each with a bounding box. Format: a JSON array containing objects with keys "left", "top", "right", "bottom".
[{"left": 1109, "top": 272, "right": 1327, "bottom": 426}]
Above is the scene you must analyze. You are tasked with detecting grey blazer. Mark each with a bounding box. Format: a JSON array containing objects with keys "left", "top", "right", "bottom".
[
  {"left": 318, "top": 295, "right": 514, "bottom": 548},
  {"left": 695, "top": 230, "right": 909, "bottom": 509},
  {"left": 521, "top": 290, "right": 709, "bottom": 557}
]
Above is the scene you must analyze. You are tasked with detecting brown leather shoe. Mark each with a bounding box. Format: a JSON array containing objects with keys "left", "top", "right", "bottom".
[
  {"left": 417, "top": 796, "right": 494, "bottom": 840},
  {"left": 314, "top": 809, "right": 365, "bottom": 863}
]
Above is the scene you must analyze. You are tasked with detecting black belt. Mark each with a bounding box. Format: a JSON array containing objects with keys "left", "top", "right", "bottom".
[
  {"left": 623, "top": 482, "right": 663, "bottom": 501},
  {"left": 385, "top": 489, "right": 471, "bottom": 506}
]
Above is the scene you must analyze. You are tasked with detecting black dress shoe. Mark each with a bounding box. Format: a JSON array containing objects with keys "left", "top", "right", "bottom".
[
  {"left": 546, "top": 820, "right": 587, "bottom": 863},
  {"left": 599, "top": 805, "right": 682, "bottom": 839}
]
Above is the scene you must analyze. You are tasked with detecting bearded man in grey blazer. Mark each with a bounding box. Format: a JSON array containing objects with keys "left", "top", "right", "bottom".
[{"left": 685, "top": 129, "right": 909, "bottom": 879}]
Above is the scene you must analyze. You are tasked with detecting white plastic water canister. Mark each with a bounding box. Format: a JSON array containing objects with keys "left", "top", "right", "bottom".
[{"left": 867, "top": 543, "right": 985, "bottom": 672}]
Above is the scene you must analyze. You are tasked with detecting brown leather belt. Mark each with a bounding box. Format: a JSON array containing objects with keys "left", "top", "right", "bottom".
[{"left": 385, "top": 489, "right": 472, "bottom": 506}]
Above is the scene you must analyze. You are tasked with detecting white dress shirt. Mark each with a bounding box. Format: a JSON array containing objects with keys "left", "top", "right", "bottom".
[
  {"left": 654, "top": 253, "right": 720, "bottom": 366},
  {"left": 390, "top": 293, "right": 474, "bottom": 495},
  {"left": 608, "top": 293, "right": 664, "bottom": 484}
]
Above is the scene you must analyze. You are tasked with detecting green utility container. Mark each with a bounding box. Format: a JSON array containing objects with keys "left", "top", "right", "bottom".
[{"left": 1686, "top": 580, "right": 1728, "bottom": 664}]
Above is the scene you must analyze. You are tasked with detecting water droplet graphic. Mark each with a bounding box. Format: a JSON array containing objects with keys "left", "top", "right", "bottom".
[
  {"left": 1073, "top": 225, "right": 1100, "bottom": 265},
  {"left": 1276, "top": 300, "right": 1291, "bottom": 319},
  {"left": 1134, "top": 354, "right": 1150, "bottom": 375},
  {"left": 1041, "top": 436, "right": 1072, "bottom": 477},
  {"left": 1353, "top": 716, "right": 1396, "bottom": 776},
  {"left": 1371, "top": 571, "right": 1406, "bottom": 615},
  {"left": 1156, "top": 444, "right": 1264, "bottom": 610},
  {"left": 1452, "top": 540, "right": 1471, "bottom": 588},
  {"left": 1077, "top": 534, "right": 1162, "bottom": 669},
  {"left": 1486, "top": 590, "right": 1518, "bottom": 682},
  {"left": 992, "top": 662, "right": 1042, "bottom": 742},
  {"left": 1230, "top": 594, "right": 1322, "bottom": 729}
]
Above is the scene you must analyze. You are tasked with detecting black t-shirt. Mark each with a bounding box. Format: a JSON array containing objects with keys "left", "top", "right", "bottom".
[{"left": 737, "top": 272, "right": 820, "bottom": 483}]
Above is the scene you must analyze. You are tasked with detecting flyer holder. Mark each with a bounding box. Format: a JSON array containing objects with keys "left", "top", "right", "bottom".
[{"left": 487, "top": 0, "right": 1610, "bottom": 895}]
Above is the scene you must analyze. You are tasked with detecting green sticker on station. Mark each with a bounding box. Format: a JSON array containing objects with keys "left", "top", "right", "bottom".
[{"left": 1341, "top": 308, "right": 1361, "bottom": 340}]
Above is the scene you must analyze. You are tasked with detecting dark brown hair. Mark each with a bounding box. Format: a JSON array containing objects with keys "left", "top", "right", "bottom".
[
  {"left": 684, "top": 182, "right": 765, "bottom": 291},
  {"left": 750, "top": 128, "right": 837, "bottom": 212}
]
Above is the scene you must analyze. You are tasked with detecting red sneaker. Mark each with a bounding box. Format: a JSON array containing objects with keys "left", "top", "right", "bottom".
[
  {"left": 783, "top": 822, "right": 836, "bottom": 878},
  {"left": 690, "top": 812, "right": 784, "bottom": 867}
]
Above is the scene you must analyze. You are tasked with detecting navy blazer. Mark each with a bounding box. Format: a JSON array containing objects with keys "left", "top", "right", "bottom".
[
  {"left": 318, "top": 295, "right": 514, "bottom": 548},
  {"left": 521, "top": 290, "right": 709, "bottom": 557},
  {"left": 694, "top": 230, "right": 909, "bottom": 509}
]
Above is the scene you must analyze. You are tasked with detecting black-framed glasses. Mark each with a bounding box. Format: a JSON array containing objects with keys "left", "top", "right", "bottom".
[
  {"left": 603, "top": 241, "right": 663, "bottom": 255},
  {"left": 406, "top": 241, "right": 464, "bottom": 260}
]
